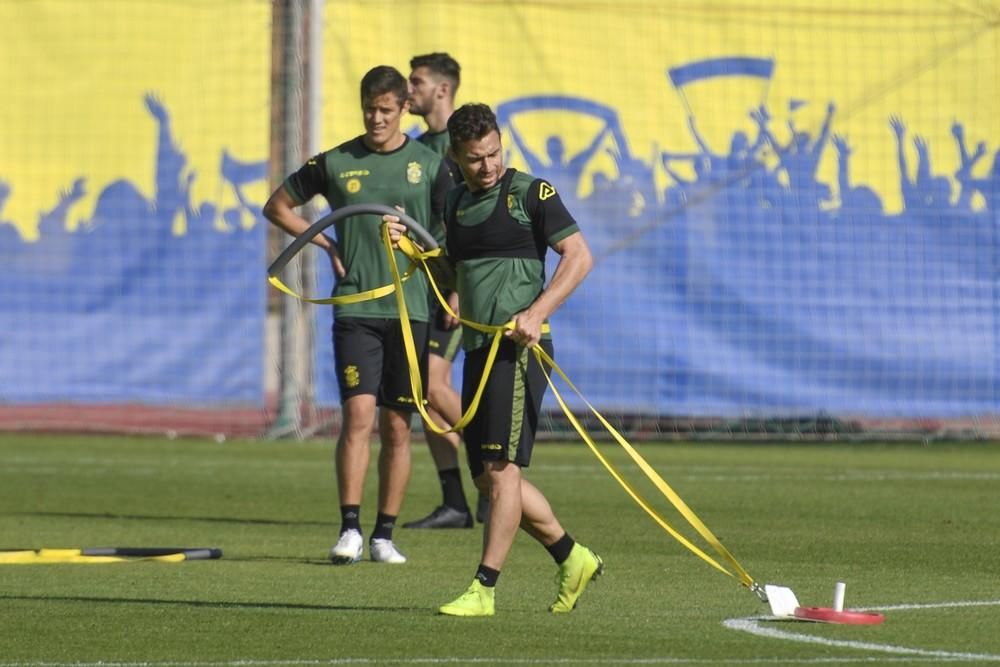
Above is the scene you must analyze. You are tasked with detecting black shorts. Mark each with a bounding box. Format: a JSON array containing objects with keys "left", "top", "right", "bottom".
[
  {"left": 426, "top": 292, "right": 462, "bottom": 362},
  {"left": 462, "top": 338, "right": 554, "bottom": 478},
  {"left": 333, "top": 316, "right": 429, "bottom": 411}
]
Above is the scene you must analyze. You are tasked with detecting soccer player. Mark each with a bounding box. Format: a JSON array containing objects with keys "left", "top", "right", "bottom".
[
  {"left": 263, "top": 65, "right": 451, "bottom": 565},
  {"left": 402, "top": 52, "right": 486, "bottom": 529},
  {"left": 385, "top": 103, "right": 602, "bottom": 615}
]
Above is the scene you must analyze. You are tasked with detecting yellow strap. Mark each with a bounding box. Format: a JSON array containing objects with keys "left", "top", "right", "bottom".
[
  {"left": 393, "top": 230, "right": 756, "bottom": 590},
  {"left": 0, "top": 549, "right": 186, "bottom": 564},
  {"left": 385, "top": 228, "right": 512, "bottom": 434},
  {"left": 269, "top": 222, "right": 759, "bottom": 593},
  {"left": 530, "top": 345, "right": 757, "bottom": 590},
  {"left": 267, "top": 258, "right": 420, "bottom": 305}
]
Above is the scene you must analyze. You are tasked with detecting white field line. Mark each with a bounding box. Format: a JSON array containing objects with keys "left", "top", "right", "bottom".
[
  {"left": 723, "top": 599, "right": 1000, "bottom": 662},
  {"left": 4, "top": 602, "right": 1000, "bottom": 667}
]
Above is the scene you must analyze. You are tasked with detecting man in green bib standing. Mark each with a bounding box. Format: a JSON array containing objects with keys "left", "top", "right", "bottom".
[
  {"left": 403, "top": 51, "right": 491, "bottom": 530},
  {"left": 387, "top": 102, "right": 603, "bottom": 615},
  {"left": 264, "top": 65, "right": 451, "bottom": 565}
]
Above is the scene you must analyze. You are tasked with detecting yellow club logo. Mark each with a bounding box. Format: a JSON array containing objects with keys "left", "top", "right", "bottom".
[
  {"left": 344, "top": 365, "right": 360, "bottom": 388},
  {"left": 346, "top": 178, "right": 361, "bottom": 194},
  {"left": 406, "top": 161, "right": 423, "bottom": 184},
  {"left": 538, "top": 182, "right": 556, "bottom": 200}
]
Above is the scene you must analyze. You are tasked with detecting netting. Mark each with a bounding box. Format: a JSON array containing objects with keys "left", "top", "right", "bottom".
[
  {"left": 318, "top": 0, "right": 1000, "bottom": 440},
  {"left": 1, "top": 0, "right": 998, "bottom": 440},
  {"left": 0, "top": 1, "right": 273, "bottom": 437}
]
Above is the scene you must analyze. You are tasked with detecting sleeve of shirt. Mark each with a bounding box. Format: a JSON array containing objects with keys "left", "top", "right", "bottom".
[
  {"left": 283, "top": 153, "right": 329, "bottom": 205},
  {"left": 527, "top": 178, "right": 580, "bottom": 246},
  {"left": 423, "top": 159, "right": 453, "bottom": 246},
  {"left": 431, "top": 159, "right": 452, "bottom": 221},
  {"left": 442, "top": 186, "right": 465, "bottom": 265}
]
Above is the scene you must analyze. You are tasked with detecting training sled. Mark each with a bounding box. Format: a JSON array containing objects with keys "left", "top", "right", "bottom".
[{"left": 763, "top": 582, "right": 885, "bottom": 625}]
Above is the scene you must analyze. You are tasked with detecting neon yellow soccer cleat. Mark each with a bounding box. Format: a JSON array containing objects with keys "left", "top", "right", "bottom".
[
  {"left": 549, "top": 544, "right": 604, "bottom": 613},
  {"left": 438, "top": 579, "right": 496, "bottom": 617}
]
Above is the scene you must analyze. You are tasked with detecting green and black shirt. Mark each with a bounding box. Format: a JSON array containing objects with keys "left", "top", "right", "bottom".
[
  {"left": 445, "top": 168, "right": 580, "bottom": 351},
  {"left": 284, "top": 136, "right": 450, "bottom": 321},
  {"left": 415, "top": 128, "right": 450, "bottom": 159}
]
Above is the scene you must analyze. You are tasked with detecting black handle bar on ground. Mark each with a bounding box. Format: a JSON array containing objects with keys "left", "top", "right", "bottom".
[{"left": 82, "top": 547, "right": 223, "bottom": 560}]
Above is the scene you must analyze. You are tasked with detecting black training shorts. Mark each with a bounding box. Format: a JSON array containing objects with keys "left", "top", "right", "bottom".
[
  {"left": 462, "top": 338, "right": 554, "bottom": 478},
  {"left": 426, "top": 294, "right": 463, "bottom": 362},
  {"left": 333, "top": 316, "right": 429, "bottom": 411}
]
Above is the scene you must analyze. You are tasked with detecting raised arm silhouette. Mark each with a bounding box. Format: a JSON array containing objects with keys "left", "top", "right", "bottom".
[
  {"left": 506, "top": 120, "right": 610, "bottom": 199},
  {"left": 950, "top": 120, "right": 988, "bottom": 211},
  {"left": 889, "top": 115, "right": 921, "bottom": 211}
]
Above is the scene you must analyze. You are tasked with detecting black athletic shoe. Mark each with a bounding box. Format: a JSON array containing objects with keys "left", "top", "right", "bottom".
[
  {"left": 476, "top": 494, "right": 490, "bottom": 524},
  {"left": 402, "top": 505, "right": 473, "bottom": 529}
]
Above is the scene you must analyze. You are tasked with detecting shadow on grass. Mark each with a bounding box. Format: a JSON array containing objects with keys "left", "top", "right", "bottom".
[
  {"left": 10, "top": 511, "right": 333, "bottom": 527},
  {"left": 0, "top": 593, "right": 426, "bottom": 613}
]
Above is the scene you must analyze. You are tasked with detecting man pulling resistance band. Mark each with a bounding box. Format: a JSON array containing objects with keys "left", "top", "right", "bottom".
[{"left": 386, "top": 103, "right": 602, "bottom": 615}]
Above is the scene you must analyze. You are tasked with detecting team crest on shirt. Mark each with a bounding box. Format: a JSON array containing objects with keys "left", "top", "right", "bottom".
[
  {"left": 538, "top": 182, "right": 556, "bottom": 200},
  {"left": 506, "top": 194, "right": 515, "bottom": 211},
  {"left": 346, "top": 178, "right": 361, "bottom": 194},
  {"left": 406, "top": 161, "right": 423, "bottom": 184}
]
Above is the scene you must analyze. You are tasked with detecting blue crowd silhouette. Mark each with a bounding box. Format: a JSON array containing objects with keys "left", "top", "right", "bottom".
[
  {"left": 2, "top": 57, "right": 997, "bottom": 414},
  {"left": 0, "top": 93, "right": 265, "bottom": 404}
]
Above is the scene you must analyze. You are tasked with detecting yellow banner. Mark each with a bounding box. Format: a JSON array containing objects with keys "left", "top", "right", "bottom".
[
  {"left": 0, "top": 0, "right": 269, "bottom": 241},
  {"left": 2, "top": 0, "right": 996, "bottom": 242},
  {"left": 324, "top": 0, "right": 999, "bottom": 213}
]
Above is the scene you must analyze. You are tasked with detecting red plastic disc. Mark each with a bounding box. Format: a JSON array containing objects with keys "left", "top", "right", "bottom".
[{"left": 794, "top": 606, "right": 885, "bottom": 625}]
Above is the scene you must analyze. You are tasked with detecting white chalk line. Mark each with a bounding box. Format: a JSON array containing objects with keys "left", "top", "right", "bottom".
[
  {"left": 3, "top": 601, "right": 999, "bottom": 667},
  {"left": 723, "top": 599, "right": 1000, "bottom": 662}
]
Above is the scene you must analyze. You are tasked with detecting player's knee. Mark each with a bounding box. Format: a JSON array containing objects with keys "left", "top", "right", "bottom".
[
  {"left": 427, "top": 384, "right": 447, "bottom": 412},
  {"left": 472, "top": 474, "right": 489, "bottom": 496}
]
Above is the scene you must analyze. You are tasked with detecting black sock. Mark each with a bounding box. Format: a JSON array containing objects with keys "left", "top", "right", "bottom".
[
  {"left": 475, "top": 563, "right": 500, "bottom": 588},
  {"left": 340, "top": 505, "right": 361, "bottom": 534},
  {"left": 371, "top": 512, "right": 397, "bottom": 541},
  {"left": 439, "top": 467, "right": 469, "bottom": 511},
  {"left": 546, "top": 532, "right": 575, "bottom": 565}
]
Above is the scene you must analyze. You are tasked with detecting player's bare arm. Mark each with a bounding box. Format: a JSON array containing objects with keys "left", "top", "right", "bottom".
[
  {"left": 507, "top": 231, "right": 592, "bottom": 347},
  {"left": 263, "top": 185, "right": 344, "bottom": 277}
]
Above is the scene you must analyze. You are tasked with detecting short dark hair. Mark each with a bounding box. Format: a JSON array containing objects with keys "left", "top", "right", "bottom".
[
  {"left": 448, "top": 103, "right": 499, "bottom": 147},
  {"left": 409, "top": 52, "right": 461, "bottom": 93},
  {"left": 360, "top": 65, "right": 408, "bottom": 107}
]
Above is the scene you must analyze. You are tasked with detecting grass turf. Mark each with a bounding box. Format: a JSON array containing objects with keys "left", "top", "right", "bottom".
[{"left": 1, "top": 433, "right": 998, "bottom": 665}]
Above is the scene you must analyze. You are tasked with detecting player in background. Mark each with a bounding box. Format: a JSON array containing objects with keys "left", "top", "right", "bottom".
[
  {"left": 402, "top": 52, "right": 488, "bottom": 529},
  {"left": 263, "top": 65, "right": 451, "bottom": 565}
]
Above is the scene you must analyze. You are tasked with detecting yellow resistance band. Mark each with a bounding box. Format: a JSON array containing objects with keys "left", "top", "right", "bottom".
[
  {"left": 271, "top": 220, "right": 761, "bottom": 595},
  {"left": 531, "top": 344, "right": 756, "bottom": 590},
  {"left": 0, "top": 549, "right": 186, "bottom": 564},
  {"left": 384, "top": 227, "right": 758, "bottom": 592},
  {"left": 384, "top": 226, "right": 551, "bottom": 436},
  {"left": 267, "top": 250, "right": 427, "bottom": 305}
]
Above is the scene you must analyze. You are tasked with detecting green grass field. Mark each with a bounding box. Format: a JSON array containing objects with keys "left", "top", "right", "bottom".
[{"left": 1, "top": 433, "right": 998, "bottom": 665}]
